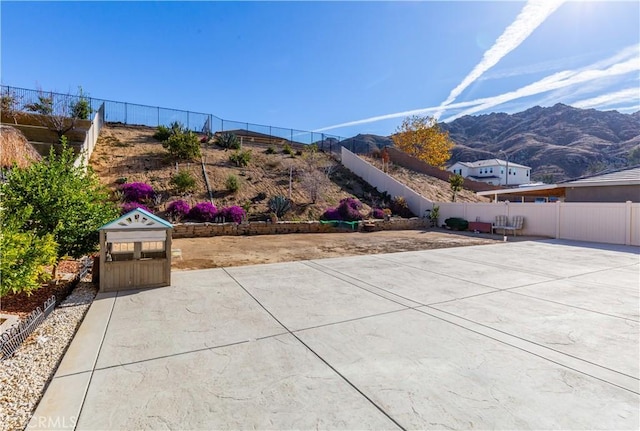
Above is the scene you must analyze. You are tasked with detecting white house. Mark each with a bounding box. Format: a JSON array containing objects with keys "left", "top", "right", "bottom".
[{"left": 448, "top": 158, "right": 531, "bottom": 186}]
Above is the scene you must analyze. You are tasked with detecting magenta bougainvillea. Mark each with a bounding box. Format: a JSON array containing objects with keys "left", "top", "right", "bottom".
[
  {"left": 371, "top": 208, "right": 385, "bottom": 219},
  {"left": 166, "top": 200, "right": 191, "bottom": 220},
  {"left": 320, "top": 207, "right": 342, "bottom": 221},
  {"left": 188, "top": 202, "right": 218, "bottom": 222},
  {"left": 120, "top": 202, "right": 151, "bottom": 215},
  {"left": 221, "top": 206, "right": 246, "bottom": 224},
  {"left": 120, "top": 182, "right": 155, "bottom": 203},
  {"left": 337, "top": 197, "right": 363, "bottom": 221}
]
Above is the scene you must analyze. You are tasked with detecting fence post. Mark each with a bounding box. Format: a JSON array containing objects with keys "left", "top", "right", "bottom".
[
  {"left": 555, "top": 201, "right": 561, "bottom": 239},
  {"left": 625, "top": 200, "right": 632, "bottom": 245},
  {"left": 221, "top": 119, "right": 224, "bottom": 132},
  {"left": 124, "top": 102, "right": 128, "bottom": 124},
  {"left": 157, "top": 107, "right": 160, "bottom": 126}
]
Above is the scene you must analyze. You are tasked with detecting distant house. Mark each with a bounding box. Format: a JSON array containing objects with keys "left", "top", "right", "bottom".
[
  {"left": 448, "top": 159, "right": 531, "bottom": 186},
  {"left": 477, "top": 166, "right": 640, "bottom": 203}
]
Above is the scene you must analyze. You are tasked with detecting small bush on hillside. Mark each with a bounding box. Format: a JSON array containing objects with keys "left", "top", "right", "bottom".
[
  {"left": 268, "top": 195, "right": 292, "bottom": 218},
  {"left": 153, "top": 125, "right": 172, "bottom": 142},
  {"left": 229, "top": 149, "right": 251, "bottom": 167},
  {"left": 163, "top": 130, "right": 201, "bottom": 160},
  {"left": 166, "top": 200, "right": 191, "bottom": 221},
  {"left": 283, "top": 143, "right": 294, "bottom": 155},
  {"left": 221, "top": 205, "right": 246, "bottom": 224},
  {"left": 320, "top": 207, "right": 342, "bottom": 221},
  {"left": 390, "top": 196, "right": 413, "bottom": 218},
  {"left": 171, "top": 170, "right": 196, "bottom": 193},
  {"left": 225, "top": 174, "right": 240, "bottom": 192},
  {"left": 216, "top": 132, "right": 241, "bottom": 150},
  {"left": 121, "top": 182, "right": 155, "bottom": 203},
  {"left": 188, "top": 202, "right": 217, "bottom": 222},
  {"left": 337, "top": 197, "right": 363, "bottom": 221},
  {"left": 266, "top": 145, "right": 276, "bottom": 154},
  {"left": 371, "top": 208, "right": 385, "bottom": 219},
  {"left": 121, "top": 202, "right": 151, "bottom": 214},
  {"left": 71, "top": 87, "right": 91, "bottom": 120}
]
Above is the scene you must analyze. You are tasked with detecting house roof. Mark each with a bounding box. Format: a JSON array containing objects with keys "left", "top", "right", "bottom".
[
  {"left": 560, "top": 166, "right": 640, "bottom": 187},
  {"left": 450, "top": 158, "right": 530, "bottom": 170},
  {"left": 100, "top": 208, "right": 173, "bottom": 231}
]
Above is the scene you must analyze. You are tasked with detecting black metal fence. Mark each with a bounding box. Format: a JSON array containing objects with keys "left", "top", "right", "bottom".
[{"left": 1, "top": 85, "right": 358, "bottom": 151}]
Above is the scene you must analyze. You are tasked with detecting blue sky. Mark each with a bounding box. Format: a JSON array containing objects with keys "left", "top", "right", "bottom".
[{"left": 2, "top": 1, "right": 639, "bottom": 139}]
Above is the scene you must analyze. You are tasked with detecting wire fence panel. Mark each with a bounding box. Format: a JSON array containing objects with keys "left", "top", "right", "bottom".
[{"left": 1, "top": 84, "right": 357, "bottom": 149}]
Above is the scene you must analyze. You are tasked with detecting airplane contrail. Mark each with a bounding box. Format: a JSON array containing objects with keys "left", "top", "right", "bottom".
[
  {"left": 572, "top": 88, "right": 640, "bottom": 110},
  {"left": 313, "top": 45, "right": 639, "bottom": 133},
  {"left": 433, "top": 0, "right": 566, "bottom": 119},
  {"left": 442, "top": 51, "right": 640, "bottom": 122}
]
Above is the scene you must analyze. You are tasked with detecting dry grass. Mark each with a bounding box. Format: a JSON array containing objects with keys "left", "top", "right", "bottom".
[
  {"left": 362, "top": 155, "right": 489, "bottom": 203},
  {"left": 0, "top": 125, "right": 41, "bottom": 168}
]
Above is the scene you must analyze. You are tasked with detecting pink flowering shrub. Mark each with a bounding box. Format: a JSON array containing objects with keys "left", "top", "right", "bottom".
[
  {"left": 320, "top": 207, "right": 342, "bottom": 221},
  {"left": 166, "top": 200, "right": 191, "bottom": 221},
  {"left": 371, "top": 208, "right": 385, "bottom": 219},
  {"left": 188, "top": 202, "right": 217, "bottom": 222},
  {"left": 121, "top": 182, "right": 155, "bottom": 203},
  {"left": 221, "top": 205, "right": 246, "bottom": 224},
  {"left": 337, "top": 197, "right": 363, "bottom": 221},
  {"left": 121, "top": 202, "right": 151, "bottom": 215}
]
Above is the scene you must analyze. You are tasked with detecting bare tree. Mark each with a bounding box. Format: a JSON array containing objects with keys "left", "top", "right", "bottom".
[
  {"left": 24, "top": 88, "right": 85, "bottom": 141},
  {"left": 1, "top": 88, "right": 23, "bottom": 124}
]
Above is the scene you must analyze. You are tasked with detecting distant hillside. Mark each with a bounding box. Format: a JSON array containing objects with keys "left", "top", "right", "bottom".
[
  {"left": 440, "top": 104, "right": 640, "bottom": 182},
  {"left": 338, "top": 104, "right": 640, "bottom": 182}
]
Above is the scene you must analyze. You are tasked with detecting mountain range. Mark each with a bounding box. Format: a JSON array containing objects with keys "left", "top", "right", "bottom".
[{"left": 337, "top": 104, "right": 640, "bottom": 182}]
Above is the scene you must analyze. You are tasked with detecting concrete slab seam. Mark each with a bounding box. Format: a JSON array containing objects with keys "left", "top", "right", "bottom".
[
  {"left": 418, "top": 306, "right": 639, "bottom": 394},
  {"left": 504, "top": 290, "right": 640, "bottom": 323},
  {"left": 221, "top": 267, "right": 407, "bottom": 431},
  {"left": 372, "top": 254, "right": 554, "bottom": 289},
  {"left": 302, "top": 261, "right": 420, "bottom": 308},
  {"left": 309, "top": 260, "right": 509, "bottom": 307},
  {"left": 72, "top": 290, "right": 119, "bottom": 430}
]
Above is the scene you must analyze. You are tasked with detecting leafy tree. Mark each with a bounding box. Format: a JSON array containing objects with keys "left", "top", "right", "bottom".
[
  {"left": 25, "top": 88, "right": 90, "bottom": 141},
  {"left": 449, "top": 173, "right": 464, "bottom": 202},
  {"left": 2, "top": 142, "right": 119, "bottom": 259},
  {"left": 392, "top": 115, "right": 454, "bottom": 167},
  {"left": 0, "top": 206, "right": 57, "bottom": 296}
]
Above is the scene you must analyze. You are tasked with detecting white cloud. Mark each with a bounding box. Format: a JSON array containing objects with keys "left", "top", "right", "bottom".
[
  {"left": 433, "top": 0, "right": 566, "bottom": 118},
  {"left": 572, "top": 88, "right": 640, "bottom": 109}
]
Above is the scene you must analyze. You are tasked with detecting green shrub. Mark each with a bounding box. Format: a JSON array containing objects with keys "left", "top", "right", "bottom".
[
  {"left": 266, "top": 145, "right": 276, "bottom": 154},
  {"left": 163, "top": 130, "right": 202, "bottom": 160},
  {"left": 71, "top": 87, "right": 91, "bottom": 120},
  {"left": 0, "top": 223, "right": 57, "bottom": 296},
  {"left": 229, "top": 149, "right": 252, "bottom": 167},
  {"left": 216, "top": 132, "right": 241, "bottom": 150},
  {"left": 390, "top": 196, "right": 414, "bottom": 218},
  {"left": 445, "top": 217, "right": 468, "bottom": 231},
  {"left": 225, "top": 174, "right": 240, "bottom": 192},
  {"left": 171, "top": 169, "right": 197, "bottom": 192},
  {"left": 268, "top": 195, "right": 292, "bottom": 218},
  {"left": 153, "top": 125, "right": 171, "bottom": 141},
  {"left": 283, "top": 143, "right": 293, "bottom": 155}
]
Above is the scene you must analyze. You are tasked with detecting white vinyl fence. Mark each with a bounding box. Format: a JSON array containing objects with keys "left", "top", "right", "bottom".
[
  {"left": 341, "top": 148, "right": 639, "bottom": 246},
  {"left": 438, "top": 201, "right": 640, "bottom": 246},
  {"left": 74, "top": 103, "right": 105, "bottom": 170}
]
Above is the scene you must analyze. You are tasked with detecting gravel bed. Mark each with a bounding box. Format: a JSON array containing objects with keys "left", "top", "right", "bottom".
[{"left": 0, "top": 280, "right": 97, "bottom": 431}]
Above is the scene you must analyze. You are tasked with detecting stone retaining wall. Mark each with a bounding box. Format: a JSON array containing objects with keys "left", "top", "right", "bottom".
[{"left": 172, "top": 218, "right": 428, "bottom": 238}]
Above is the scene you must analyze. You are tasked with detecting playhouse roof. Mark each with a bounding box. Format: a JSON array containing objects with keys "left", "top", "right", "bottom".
[{"left": 99, "top": 208, "right": 173, "bottom": 231}]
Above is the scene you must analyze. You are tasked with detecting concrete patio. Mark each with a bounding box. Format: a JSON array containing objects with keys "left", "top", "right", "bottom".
[{"left": 30, "top": 239, "right": 639, "bottom": 430}]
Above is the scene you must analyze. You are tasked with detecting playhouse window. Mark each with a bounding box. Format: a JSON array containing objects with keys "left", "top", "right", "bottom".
[{"left": 112, "top": 242, "right": 135, "bottom": 253}]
